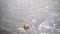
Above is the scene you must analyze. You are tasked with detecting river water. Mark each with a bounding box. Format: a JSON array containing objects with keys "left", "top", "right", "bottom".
[{"left": 0, "top": 0, "right": 60, "bottom": 34}]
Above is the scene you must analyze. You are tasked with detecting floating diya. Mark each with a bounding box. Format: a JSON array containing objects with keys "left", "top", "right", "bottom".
[{"left": 23, "top": 24, "right": 30, "bottom": 30}]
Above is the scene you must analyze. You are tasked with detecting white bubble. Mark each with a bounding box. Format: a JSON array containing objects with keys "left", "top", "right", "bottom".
[
  {"left": 45, "top": 6, "right": 49, "bottom": 9},
  {"left": 39, "top": 21, "right": 51, "bottom": 29},
  {"left": 53, "top": 24, "right": 56, "bottom": 26},
  {"left": 18, "top": 27, "right": 24, "bottom": 31},
  {"left": 38, "top": 27, "right": 41, "bottom": 30},
  {"left": 51, "top": 20, "right": 55, "bottom": 23},
  {"left": 29, "top": 7, "right": 33, "bottom": 9},
  {"left": 31, "top": 19, "right": 37, "bottom": 22},
  {"left": 40, "top": 33, "right": 47, "bottom": 34},
  {"left": 30, "top": 11, "right": 34, "bottom": 12},
  {"left": 38, "top": 10, "right": 41, "bottom": 12},
  {"left": 51, "top": 13, "right": 56, "bottom": 16}
]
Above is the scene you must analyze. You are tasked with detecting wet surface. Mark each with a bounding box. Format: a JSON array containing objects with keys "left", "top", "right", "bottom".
[{"left": 0, "top": 0, "right": 60, "bottom": 34}]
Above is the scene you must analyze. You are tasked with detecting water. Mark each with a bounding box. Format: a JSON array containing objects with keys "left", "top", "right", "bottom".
[{"left": 0, "top": 0, "right": 60, "bottom": 34}]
